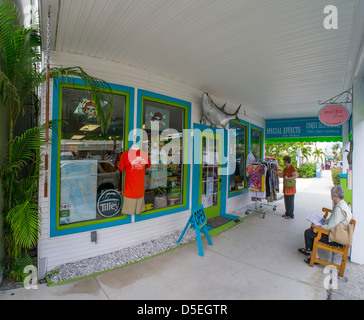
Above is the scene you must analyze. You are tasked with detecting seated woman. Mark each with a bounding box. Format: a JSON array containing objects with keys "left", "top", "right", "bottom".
[{"left": 298, "top": 185, "right": 353, "bottom": 265}]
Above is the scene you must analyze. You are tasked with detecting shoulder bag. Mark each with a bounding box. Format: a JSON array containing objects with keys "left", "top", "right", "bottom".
[
  {"left": 329, "top": 206, "right": 354, "bottom": 246},
  {"left": 284, "top": 178, "right": 296, "bottom": 188},
  {"left": 284, "top": 166, "right": 296, "bottom": 188}
]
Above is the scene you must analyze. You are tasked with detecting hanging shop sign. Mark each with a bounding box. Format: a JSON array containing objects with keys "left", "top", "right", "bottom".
[
  {"left": 317, "top": 88, "right": 352, "bottom": 127},
  {"left": 97, "top": 190, "right": 122, "bottom": 218},
  {"left": 177, "top": 204, "right": 212, "bottom": 257},
  {"left": 318, "top": 104, "right": 349, "bottom": 126},
  {"left": 265, "top": 117, "right": 342, "bottom": 140}
]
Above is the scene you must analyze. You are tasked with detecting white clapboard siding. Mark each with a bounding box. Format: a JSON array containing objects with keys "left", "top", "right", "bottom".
[
  {"left": 40, "top": 210, "right": 191, "bottom": 271},
  {"left": 226, "top": 193, "right": 251, "bottom": 215},
  {"left": 38, "top": 51, "right": 264, "bottom": 274}
]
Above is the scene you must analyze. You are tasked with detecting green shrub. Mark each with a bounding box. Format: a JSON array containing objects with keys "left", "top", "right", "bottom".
[
  {"left": 296, "top": 163, "right": 316, "bottom": 178},
  {"left": 331, "top": 167, "right": 342, "bottom": 185}
]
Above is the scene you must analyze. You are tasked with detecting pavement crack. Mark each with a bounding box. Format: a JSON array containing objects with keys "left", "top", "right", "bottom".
[{"left": 95, "top": 277, "right": 111, "bottom": 300}]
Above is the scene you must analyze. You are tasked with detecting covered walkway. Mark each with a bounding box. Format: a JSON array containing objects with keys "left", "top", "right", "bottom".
[{"left": 2, "top": 170, "right": 363, "bottom": 300}]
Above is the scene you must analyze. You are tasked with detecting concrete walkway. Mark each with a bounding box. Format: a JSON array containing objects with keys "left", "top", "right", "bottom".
[{"left": 1, "top": 170, "right": 363, "bottom": 300}]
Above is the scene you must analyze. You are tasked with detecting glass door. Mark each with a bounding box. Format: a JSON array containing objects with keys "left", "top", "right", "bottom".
[{"left": 200, "top": 133, "right": 222, "bottom": 219}]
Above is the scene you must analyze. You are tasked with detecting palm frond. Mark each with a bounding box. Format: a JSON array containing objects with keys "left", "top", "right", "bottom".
[
  {"left": 25, "top": 66, "right": 115, "bottom": 133},
  {"left": 0, "top": 2, "right": 22, "bottom": 75},
  {"left": 6, "top": 199, "right": 41, "bottom": 251},
  {"left": 0, "top": 2, "right": 42, "bottom": 136},
  {"left": 51, "top": 66, "right": 114, "bottom": 133},
  {"left": 1, "top": 122, "right": 55, "bottom": 177},
  {"left": 4, "top": 126, "right": 44, "bottom": 174},
  {"left": 0, "top": 69, "right": 20, "bottom": 113},
  {"left": 8, "top": 253, "right": 35, "bottom": 281}
]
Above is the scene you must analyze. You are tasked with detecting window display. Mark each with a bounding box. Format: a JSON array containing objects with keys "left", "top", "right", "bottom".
[
  {"left": 229, "top": 121, "right": 248, "bottom": 193},
  {"left": 142, "top": 98, "right": 185, "bottom": 212},
  {"left": 251, "top": 127, "right": 263, "bottom": 160},
  {"left": 119, "top": 145, "right": 151, "bottom": 215},
  {"left": 59, "top": 86, "right": 127, "bottom": 225}
]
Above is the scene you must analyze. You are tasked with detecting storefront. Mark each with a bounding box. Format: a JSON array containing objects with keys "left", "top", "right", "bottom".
[
  {"left": 38, "top": 54, "right": 265, "bottom": 276},
  {"left": 35, "top": 0, "right": 364, "bottom": 278}
]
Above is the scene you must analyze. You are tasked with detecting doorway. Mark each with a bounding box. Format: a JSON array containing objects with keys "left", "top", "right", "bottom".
[{"left": 199, "top": 131, "right": 222, "bottom": 219}]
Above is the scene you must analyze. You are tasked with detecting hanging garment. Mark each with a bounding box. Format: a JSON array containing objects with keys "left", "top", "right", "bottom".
[
  {"left": 265, "top": 166, "right": 271, "bottom": 198},
  {"left": 119, "top": 149, "right": 151, "bottom": 199},
  {"left": 247, "top": 164, "right": 266, "bottom": 199},
  {"left": 246, "top": 152, "right": 256, "bottom": 170},
  {"left": 246, "top": 164, "right": 265, "bottom": 190}
]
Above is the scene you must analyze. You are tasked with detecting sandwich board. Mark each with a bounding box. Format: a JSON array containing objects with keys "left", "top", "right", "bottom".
[{"left": 177, "top": 204, "right": 212, "bottom": 256}]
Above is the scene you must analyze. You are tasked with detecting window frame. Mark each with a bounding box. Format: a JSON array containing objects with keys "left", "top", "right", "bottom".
[
  {"left": 228, "top": 119, "right": 249, "bottom": 197},
  {"left": 50, "top": 77, "right": 135, "bottom": 237},
  {"left": 135, "top": 89, "right": 191, "bottom": 222},
  {"left": 250, "top": 125, "right": 264, "bottom": 161}
]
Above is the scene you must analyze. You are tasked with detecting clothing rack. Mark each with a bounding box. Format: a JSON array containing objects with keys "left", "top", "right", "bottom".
[{"left": 245, "top": 158, "right": 279, "bottom": 219}]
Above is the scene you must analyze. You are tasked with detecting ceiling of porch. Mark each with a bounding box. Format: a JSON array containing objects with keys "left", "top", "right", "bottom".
[{"left": 39, "top": 0, "right": 362, "bottom": 120}]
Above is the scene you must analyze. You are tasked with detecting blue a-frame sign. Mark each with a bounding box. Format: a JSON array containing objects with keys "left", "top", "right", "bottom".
[{"left": 177, "top": 205, "right": 212, "bottom": 256}]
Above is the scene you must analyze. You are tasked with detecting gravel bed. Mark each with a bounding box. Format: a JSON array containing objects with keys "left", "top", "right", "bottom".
[
  {"left": 2, "top": 204, "right": 278, "bottom": 288},
  {"left": 48, "top": 227, "right": 197, "bottom": 284}
]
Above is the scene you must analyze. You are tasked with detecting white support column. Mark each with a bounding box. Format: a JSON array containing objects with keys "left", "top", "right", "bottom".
[
  {"left": 351, "top": 70, "right": 364, "bottom": 264},
  {"left": 341, "top": 121, "right": 349, "bottom": 173}
]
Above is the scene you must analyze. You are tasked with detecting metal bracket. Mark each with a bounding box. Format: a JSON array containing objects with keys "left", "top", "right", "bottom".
[{"left": 318, "top": 88, "right": 353, "bottom": 106}]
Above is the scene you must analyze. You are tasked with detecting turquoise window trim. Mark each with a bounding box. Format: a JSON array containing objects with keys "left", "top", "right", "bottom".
[
  {"left": 50, "top": 76, "right": 135, "bottom": 237},
  {"left": 248, "top": 122, "right": 251, "bottom": 152},
  {"left": 227, "top": 123, "right": 264, "bottom": 200},
  {"left": 228, "top": 118, "right": 249, "bottom": 198},
  {"left": 250, "top": 124, "right": 264, "bottom": 158},
  {"left": 135, "top": 89, "right": 191, "bottom": 222}
]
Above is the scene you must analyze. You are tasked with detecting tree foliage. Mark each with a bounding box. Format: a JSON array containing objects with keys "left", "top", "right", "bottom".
[
  {"left": 312, "top": 148, "right": 326, "bottom": 163},
  {"left": 265, "top": 141, "right": 313, "bottom": 167},
  {"left": 0, "top": 2, "right": 113, "bottom": 280}
]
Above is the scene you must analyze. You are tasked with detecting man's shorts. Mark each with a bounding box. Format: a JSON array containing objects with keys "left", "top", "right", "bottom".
[{"left": 122, "top": 196, "right": 145, "bottom": 215}]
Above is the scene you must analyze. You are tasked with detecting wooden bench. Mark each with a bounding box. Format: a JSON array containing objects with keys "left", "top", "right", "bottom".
[{"left": 309, "top": 207, "right": 356, "bottom": 277}]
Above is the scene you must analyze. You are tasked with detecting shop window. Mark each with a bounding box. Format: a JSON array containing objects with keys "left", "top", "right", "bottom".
[
  {"left": 229, "top": 120, "right": 248, "bottom": 193},
  {"left": 251, "top": 127, "right": 263, "bottom": 160},
  {"left": 141, "top": 97, "right": 187, "bottom": 214},
  {"left": 58, "top": 85, "right": 128, "bottom": 227}
]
